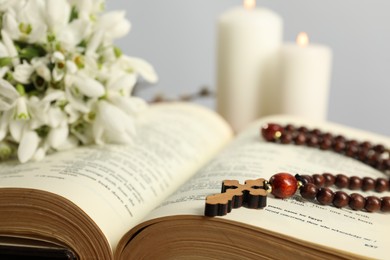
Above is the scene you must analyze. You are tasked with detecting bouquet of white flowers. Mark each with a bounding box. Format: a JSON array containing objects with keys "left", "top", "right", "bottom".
[{"left": 0, "top": 0, "right": 158, "bottom": 163}]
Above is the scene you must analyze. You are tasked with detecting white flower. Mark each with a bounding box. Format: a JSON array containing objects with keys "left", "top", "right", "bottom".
[
  {"left": 17, "top": 129, "right": 40, "bottom": 163},
  {"left": 13, "top": 61, "right": 35, "bottom": 84},
  {"left": 0, "top": 78, "right": 19, "bottom": 111},
  {"left": 116, "top": 56, "right": 158, "bottom": 84},
  {"left": 0, "top": 0, "right": 158, "bottom": 163},
  {"left": 93, "top": 100, "right": 136, "bottom": 145},
  {"left": 95, "top": 11, "right": 131, "bottom": 43},
  {"left": 2, "top": 0, "right": 47, "bottom": 44}
]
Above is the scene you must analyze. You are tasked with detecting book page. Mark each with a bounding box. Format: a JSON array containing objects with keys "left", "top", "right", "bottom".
[
  {"left": 144, "top": 114, "right": 390, "bottom": 259},
  {"left": 0, "top": 103, "right": 233, "bottom": 251}
]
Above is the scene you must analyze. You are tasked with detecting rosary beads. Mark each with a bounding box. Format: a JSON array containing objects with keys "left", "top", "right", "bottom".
[
  {"left": 204, "top": 123, "right": 390, "bottom": 217},
  {"left": 262, "top": 123, "right": 390, "bottom": 213}
]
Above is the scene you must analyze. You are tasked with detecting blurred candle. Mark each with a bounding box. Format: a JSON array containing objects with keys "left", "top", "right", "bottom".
[
  {"left": 216, "top": 0, "right": 282, "bottom": 132},
  {"left": 278, "top": 32, "right": 332, "bottom": 120}
]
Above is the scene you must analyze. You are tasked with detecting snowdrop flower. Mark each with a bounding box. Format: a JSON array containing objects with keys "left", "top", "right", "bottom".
[
  {"left": 95, "top": 11, "right": 131, "bottom": 43},
  {"left": 93, "top": 100, "right": 136, "bottom": 145},
  {"left": 0, "top": 0, "right": 158, "bottom": 163},
  {"left": 13, "top": 61, "right": 35, "bottom": 84},
  {"left": 2, "top": 0, "right": 47, "bottom": 44}
]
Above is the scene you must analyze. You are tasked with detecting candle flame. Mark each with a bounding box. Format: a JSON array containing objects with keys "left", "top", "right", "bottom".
[
  {"left": 243, "top": 0, "right": 256, "bottom": 10},
  {"left": 296, "top": 32, "right": 309, "bottom": 47}
]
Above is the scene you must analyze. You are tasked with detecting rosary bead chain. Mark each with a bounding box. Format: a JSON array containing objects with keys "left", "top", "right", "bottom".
[
  {"left": 261, "top": 123, "right": 390, "bottom": 175},
  {"left": 296, "top": 173, "right": 390, "bottom": 212}
]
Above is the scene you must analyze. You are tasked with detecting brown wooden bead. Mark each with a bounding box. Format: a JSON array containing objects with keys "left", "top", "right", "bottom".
[
  {"left": 300, "top": 183, "right": 319, "bottom": 200},
  {"left": 300, "top": 175, "right": 314, "bottom": 185},
  {"left": 285, "top": 124, "right": 295, "bottom": 132},
  {"left": 333, "top": 136, "right": 347, "bottom": 153},
  {"left": 333, "top": 191, "right": 350, "bottom": 208},
  {"left": 375, "top": 178, "right": 389, "bottom": 192},
  {"left": 312, "top": 174, "right": 325, "bottom": 187},
  {"left": 345, "top": 140, "right": 359, "bottom": 157},
  {"left": 368, "top": 153, "right": 380, "bottom": 168},
  {"left": 319, "top": 135, "right": 332, "bottom": 150},
  {"left": 322, "top": 173, "right": 336, "bottom": 187},
  {"left": 349, "top": 193, "right": 366, "bottom": 211},
  {"left": 373, "top": 144, "right": 385, "bottom": 153},
  {"left": 310, "top": 129, "right": 322, "bottom": 136},
  {"left": 298, "top": 126, "right": 309, "bottom": 133},
  {"left": 348, "top": 176, "right": 362, "bottom": 190},
  {"left": 307, "top": 135, "right": 319, "bottom": 147},
  {"left": 335, "top": 174, "right": 349, "bottom": 189},
  {"left": 381, "top": 197, "right": 390, "bottom": 212},
  {"left": 365, "top": 196, "right": 381, "bottom": 212},
  {"left": 360, "top": 141, "right": 372, "bottom": 150},
  {"left": 294, "top": 133, "right": 306, "bottom": 145},
  {"left": 281, "top": 133, "right": 293, "bottom": 144},
  {"left": 316, "top": 188, "right": 334, "bottom": 205},
  {"left": 362, "top": 177, "right": 375, "bottom": 191}
]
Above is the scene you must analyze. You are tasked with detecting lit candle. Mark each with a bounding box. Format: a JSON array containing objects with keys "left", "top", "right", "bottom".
[
  {"left": 216, "top": 0, "right": 283, "bottom": 132},
  {"left": 277, "top": 32, "right": 333, "bottom": 120}
]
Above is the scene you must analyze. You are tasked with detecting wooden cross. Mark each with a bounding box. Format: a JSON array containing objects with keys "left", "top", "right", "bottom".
[{"left": 204, "top": 178, "right": 268, "bottom": 217}]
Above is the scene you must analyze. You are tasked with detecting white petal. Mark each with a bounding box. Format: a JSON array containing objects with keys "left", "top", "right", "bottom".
[
  {"left": 2, "top": 15, "right": 18, "bottom": 41},
  {"left": 54, "top": 135, "right": 79, "bottom": 150},
  {"left": 35, "top": 64, "right": 51, "bottom": 81},
  {"left": 66, "top": 60, "right": 78, "bottom": 74},
  {"left": 122, "top": 56, "right": 158, "bottom": 83},
  {"left": 107, "top": 73, "right": 136, "bottom": 94},
  {"left": 92, "top": 116, "right": 105, "bottom": 145},
  {"left": 97, "top": 101, "right": 126, "bottom": 133},
  {"left": 64, "top": 86, "right": 91, "bottom": 113},
  {"left": 0, "top": 67, "right": 9, "bottom": 78},
  {"left": 14, "top": 97, "right": 30, "bottom": 120},
  {"left": 0, "top": 110, "right": 11, "bottom": 140},
  {"left": 46, "top": 0, "right": 71, "bottom": 34},
  {"left": 42, "top": 90, "right": 65, "bottom": 103},
  {"left": 86, "top": 30, "right": 103, "bottom": 55},
  {"left": 58, "top": 19, "right": 90, "bottom": 49},
  {"left": 13, "top": 61, "right": 35, "bottom": 84},
  {"left": 0, "top": 29, "right": 18, "bottom": 66},
  {"left": 108, "top": 96, "right": 148, "bottom": 116},
  {"left": 72, "top": 74, "right": 105, "bottom": 97},
  {"left": 47, "top": 125, "right": 68, "bottom": 149},
  {"left": 32, "top": 147, "right": 46, "bottom": 161},
  {"left": 97, "top": 11, "right": 131, "bottom": 40},
  {"left": 47, "top": 106, "right": 66, "bottom": 128},
  {"left": 0, "top": 78, "right": 18, "bottom": 111},
  {"left": 9, "top": 120, "right": 25, "bottom": 142},
  {"left": 18, "top": 130, "right": 40, "bottom": 163}
]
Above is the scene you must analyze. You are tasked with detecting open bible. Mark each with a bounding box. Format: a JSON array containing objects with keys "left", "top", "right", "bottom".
[{"left": 0, "top": 102, "right": 389, "bottom": 259}]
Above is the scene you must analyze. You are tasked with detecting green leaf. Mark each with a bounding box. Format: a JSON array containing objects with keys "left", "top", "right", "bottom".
[
  {"left": 19, "top": 45, "right": 46, "bottom": 60},
  {"left": 0, "top": 57, "right": 12, "bottom": 67}
]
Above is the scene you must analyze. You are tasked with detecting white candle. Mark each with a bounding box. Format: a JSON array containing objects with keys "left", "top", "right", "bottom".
[
  {"left": 216, "top": 0, "right": 282, "bottom": 132},
  {"left": 278, "top": 32, "right": 333, "bottom": 121}
]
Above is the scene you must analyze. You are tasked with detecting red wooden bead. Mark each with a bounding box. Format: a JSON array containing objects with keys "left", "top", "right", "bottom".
[
  {"left": 375, "top": 178, "right": 389, "bottom": 193},
  {"left": 312, "top": 174, "right": 325, "bottom": 187},
  {"left": 349, "top": 193, "right": 365, "bottom": 211},
  {"left": 322, "top": 173, "right": 336, "bottom": 187},
  {"left": 269, "top": 173, "right": 298, "bottom": 199},
  {"left": 335, "top": 174, "right": 349, "bottom": 189},
  {"left": 365, "top": 196, "right": 381, "bottom": 212},
  {"left": 261, "top": 123, "right": 283, "bottom": 142},
  {"left": 333, "top": 191, "right": 350, "bottom": 208},
  {"left": 300, "top": 183, "right": 319, "bottom": 200},
  {"left": 362, "top": 177, "right": 375, "bottom": 191},
  {"left": 348, "top": 176, "right": 362, "bottom": 190},
  {"left": 381, "top": 197, "right": 390, "bottom": 212},
  {"left": 316, "top": 188, "right": 334, "bottom": 205}
]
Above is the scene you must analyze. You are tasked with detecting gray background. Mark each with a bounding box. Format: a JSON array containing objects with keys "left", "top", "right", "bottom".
[{"left": 106, "top": 0, "right": 390, "bottom": 136}]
